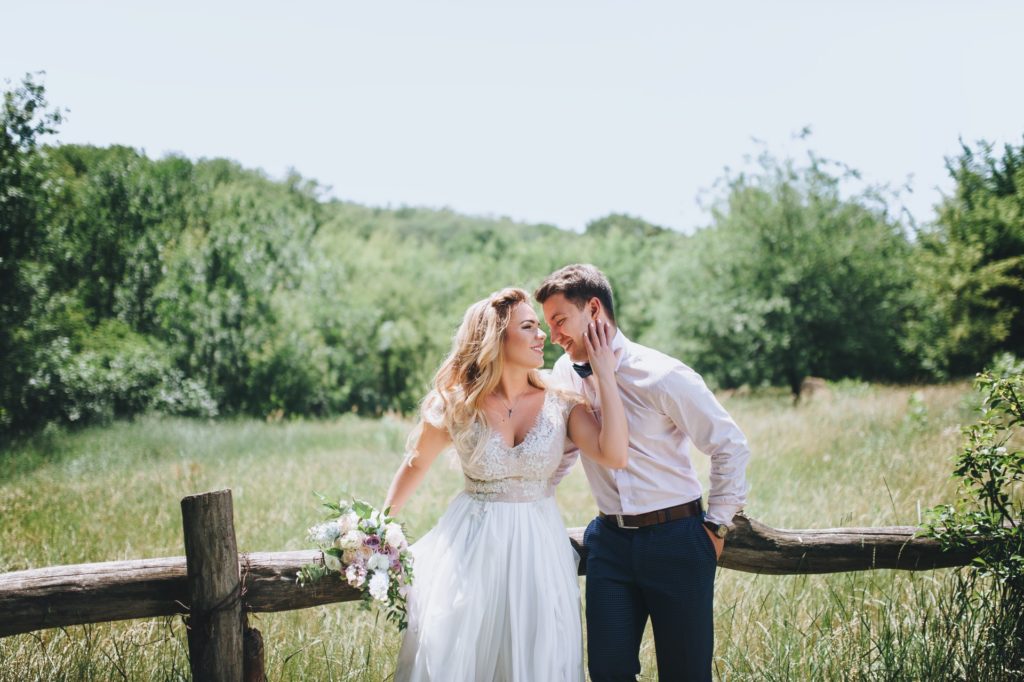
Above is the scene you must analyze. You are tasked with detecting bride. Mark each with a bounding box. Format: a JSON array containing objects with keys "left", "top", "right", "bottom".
[{"left": 384, "top": 286, "right": 628, "bottom": 682}]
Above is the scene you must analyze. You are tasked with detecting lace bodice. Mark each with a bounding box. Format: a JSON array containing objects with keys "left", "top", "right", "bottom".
[{"left": 425, "top": 391, "right": 577, "bottom": 502}]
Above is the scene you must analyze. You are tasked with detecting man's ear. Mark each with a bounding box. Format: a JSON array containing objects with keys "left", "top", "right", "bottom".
[{"left": 589, "top": 297, "right": 601, "bottom": 319}]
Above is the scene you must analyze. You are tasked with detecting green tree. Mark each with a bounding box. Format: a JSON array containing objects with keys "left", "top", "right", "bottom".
[
  {"left": 45, "top": 145, "right": 197, "bottom": 332},
  {"left": 153, "top": 163, "right": 323, "bottom": 415},
  {"left": 0, "top": 74, "right": 63, "bottom": 430},
  {"left": 905, "top": 138, "right": 1024, "bottom": 377},
  {"left": 657, "top": 150, "right": 916, "bottom": 394}
]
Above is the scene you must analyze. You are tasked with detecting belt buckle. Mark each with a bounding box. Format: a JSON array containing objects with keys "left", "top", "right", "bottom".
[{"left": 615, "top": 514, "right": 639, "bottom": 530}]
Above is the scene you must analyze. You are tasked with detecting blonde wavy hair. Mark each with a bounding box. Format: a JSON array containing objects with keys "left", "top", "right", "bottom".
[
  {"left": 432, "top": 284, "right": 544, "bottom": 421},
  {"left": 403, "top": 284, "right": 585, "bottom": 464},
  {"left": 401, "top": 284, "right": 544, "bottom": 458}
]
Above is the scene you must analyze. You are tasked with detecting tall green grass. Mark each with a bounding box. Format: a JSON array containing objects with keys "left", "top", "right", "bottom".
[{"left": 0, "top": 382, "right": 992, "bottom": 680}]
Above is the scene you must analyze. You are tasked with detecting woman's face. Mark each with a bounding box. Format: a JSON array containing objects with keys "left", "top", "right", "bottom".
[{"left": 502, "top": 301, "right": 547, "bottom": 370}]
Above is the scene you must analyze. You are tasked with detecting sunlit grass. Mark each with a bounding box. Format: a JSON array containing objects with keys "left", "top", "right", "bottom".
[{"left": 0, "top": 382, "right": 988, "bottom": 680}]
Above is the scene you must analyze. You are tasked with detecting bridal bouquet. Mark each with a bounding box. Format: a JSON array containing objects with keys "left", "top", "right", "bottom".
[{"left": 299, "top": 496, "right": 414, "bottom": 630}]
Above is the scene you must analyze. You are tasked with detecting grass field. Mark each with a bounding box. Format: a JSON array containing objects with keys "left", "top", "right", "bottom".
[{"left": 0, "top": 381, "right": 991, "bottom": 680}]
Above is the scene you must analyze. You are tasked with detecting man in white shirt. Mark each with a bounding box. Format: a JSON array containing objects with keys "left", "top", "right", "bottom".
[{"left": 536, "top": 264, "right": 750, "bottom": 682}]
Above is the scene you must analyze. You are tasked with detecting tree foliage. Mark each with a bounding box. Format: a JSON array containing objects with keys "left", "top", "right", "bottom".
[
  {"left": 1, "top": 75, "right": 1021, "bottom": 435},
  {"left": 905, "top": 139, "right": 1024, "bottom": 378},
  {"left": 1, "top": 73, "right": 63, "bottom": 430},
  {"left": 651, "top": 151, "right": 916, "bottom": 393}
]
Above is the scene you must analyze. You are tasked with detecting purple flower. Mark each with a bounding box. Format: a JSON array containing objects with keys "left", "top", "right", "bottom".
[{"left": 363, "top": 534, "right": 381, "bottom": 548}]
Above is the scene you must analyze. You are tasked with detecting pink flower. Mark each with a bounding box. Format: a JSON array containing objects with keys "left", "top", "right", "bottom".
[{"left": 346, "top": 564, "right": 367, "bottom": 588}]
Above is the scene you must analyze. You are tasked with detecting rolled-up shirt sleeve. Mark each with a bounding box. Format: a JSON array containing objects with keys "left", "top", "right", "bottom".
[{"left": 654, "top": 366, "right": 750, "bottom": 526}]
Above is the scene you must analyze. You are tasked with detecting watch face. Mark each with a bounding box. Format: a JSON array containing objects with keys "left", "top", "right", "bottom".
[
  {"left": 705, "top": 521, "right": 727, "bottom": 538},
  {"left": 706, "top": 521, "right": 727, "bottom": 538}
]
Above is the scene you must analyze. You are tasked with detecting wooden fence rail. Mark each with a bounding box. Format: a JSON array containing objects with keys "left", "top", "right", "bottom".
[{"left": 0, "top": 489, "right": 983, "bottom": 679}]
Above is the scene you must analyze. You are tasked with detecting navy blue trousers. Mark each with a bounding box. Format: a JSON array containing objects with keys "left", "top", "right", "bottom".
[{"left": 584, "top": 513, "right": 717, "bottom": 682}]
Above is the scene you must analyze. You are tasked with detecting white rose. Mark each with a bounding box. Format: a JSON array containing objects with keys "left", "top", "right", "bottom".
[
  {"left": 384, "top": 523, "right": 406, "bottom": 549},
  {"left": 367, "top": 552, "right": 391, "bottom": 573},
  {"left": 368, "top": 571, "right": 390, "bottom": 601},
  {"left": 339, "top": 530, "right": 366, "bottom": 551},
  {"left": 338, "top": 512, "right": 359, "bottom": 535},
  {"left": 323, "top": 552, "right": 342, "bottom": 573}
]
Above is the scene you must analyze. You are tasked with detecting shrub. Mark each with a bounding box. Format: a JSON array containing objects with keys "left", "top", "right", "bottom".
[{"left": 923, "top": 357, "right": 1024, "bottom": 676}]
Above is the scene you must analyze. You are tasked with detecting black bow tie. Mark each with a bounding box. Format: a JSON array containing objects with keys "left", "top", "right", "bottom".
[{"left": 572, "top": 362, "right": 593, "bottom": 379}]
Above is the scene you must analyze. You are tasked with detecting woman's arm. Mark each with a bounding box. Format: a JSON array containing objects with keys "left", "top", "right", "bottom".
[
  {"left": 566, "top": 320, "right": 629, "bottom": 469},
  {"left": 383, "top": 420, "right": 452, "bottom": 515}
]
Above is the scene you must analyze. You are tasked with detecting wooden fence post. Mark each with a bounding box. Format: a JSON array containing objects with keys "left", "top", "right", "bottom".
[{"left": 181, "top": 489, "right": 243, "bottom": 682}]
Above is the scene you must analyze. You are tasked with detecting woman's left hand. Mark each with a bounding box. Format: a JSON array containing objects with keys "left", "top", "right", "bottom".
[
  {"left": 583, "top": 320, "right": 616, "bottom": 381},
  {"left": 568, "top": 318, "right": 629, "bottom": 470}
]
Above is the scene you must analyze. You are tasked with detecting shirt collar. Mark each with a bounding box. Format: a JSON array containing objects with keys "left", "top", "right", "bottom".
[{"left": 609, "top": 327, "right": 628, "bottom": 371}]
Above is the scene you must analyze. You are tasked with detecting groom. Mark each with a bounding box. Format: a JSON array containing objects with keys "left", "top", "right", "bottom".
[{"left": 536, "top": 264, "right": 750, "bottom": 682}]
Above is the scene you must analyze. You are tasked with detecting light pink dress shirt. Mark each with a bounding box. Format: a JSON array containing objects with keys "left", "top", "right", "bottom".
[{"left": 550, "top": 330, "right": 750, "bottom": 527}]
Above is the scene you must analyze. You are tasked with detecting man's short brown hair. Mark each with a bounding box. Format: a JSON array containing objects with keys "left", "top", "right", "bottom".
[{"left": 534, "top": 264, "right": 616, "bottom": 323}]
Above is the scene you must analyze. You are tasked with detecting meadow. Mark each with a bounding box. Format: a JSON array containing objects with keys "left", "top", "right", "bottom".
[{"left": 0, "top": 381, "right": 991, "bottom": 680}]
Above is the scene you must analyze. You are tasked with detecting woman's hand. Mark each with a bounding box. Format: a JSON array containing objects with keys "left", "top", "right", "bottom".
[
  {"left": 566, "top": 318, "right": 629, "bottom": 470},
  {"left": 584, "top": 320, "right": 616, "bottom": 380}
]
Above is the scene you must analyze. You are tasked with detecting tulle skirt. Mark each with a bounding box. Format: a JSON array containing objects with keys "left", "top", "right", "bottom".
[{"left": 394, "top": 492, "right": 584, "bottom": 682}]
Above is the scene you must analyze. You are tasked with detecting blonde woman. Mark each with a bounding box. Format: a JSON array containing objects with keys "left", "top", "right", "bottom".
[{"left": 385, "top": 287, "right": 628, "bottom": 682}]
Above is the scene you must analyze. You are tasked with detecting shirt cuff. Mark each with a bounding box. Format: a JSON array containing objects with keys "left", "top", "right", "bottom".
[{"left": 705, "top": 504, "right": 741, "bottom": 527}]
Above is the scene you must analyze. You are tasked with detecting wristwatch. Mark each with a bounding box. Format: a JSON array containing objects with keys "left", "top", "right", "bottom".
[{"left": 703, "top": 520, "right": 729, "bottom": 540}]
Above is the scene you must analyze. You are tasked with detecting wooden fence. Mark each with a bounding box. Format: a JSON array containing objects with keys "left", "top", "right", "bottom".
[{"left": 0, "top": 489, "right": 981, "bottom": 681}]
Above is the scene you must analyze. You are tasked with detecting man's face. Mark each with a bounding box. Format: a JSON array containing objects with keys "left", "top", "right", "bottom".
[{"left": 542, "top": 293, "right": 597, "bottom": 363}]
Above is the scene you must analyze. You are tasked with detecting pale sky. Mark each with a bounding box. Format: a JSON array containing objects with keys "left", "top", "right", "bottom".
[{"left": 2, "top": 0, "right": 1022, "bottom": 232}]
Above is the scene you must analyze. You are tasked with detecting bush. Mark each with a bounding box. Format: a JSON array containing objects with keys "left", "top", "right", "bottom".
[
  {"left": 923, "top": 358, "right": 1024, "bottom": 676},
  {"left": 22, "top": 319, "right": 217, "bottom": 427}
]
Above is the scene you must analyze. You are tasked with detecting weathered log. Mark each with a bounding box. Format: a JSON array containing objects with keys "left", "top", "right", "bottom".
[
  {"left": 0, "top": 550, "right": 360, "bottom": 638},
  {"left": 0, "top": 516, "right": 983, "bottom": 639},
  {"left": 715, "top": 514, "right": 982, "bottom": 574},
  {"left": 0, "top": 556, "right": 189, "bottom": 636},
  {"left": 240, "top": 550, "right": 361, "bottom": 612},
  {"left": 181, "top": 490, "right": 243, "bottom": 681},
  {"left": 567, "top": 514, "right": 981, "bottom": 575}
]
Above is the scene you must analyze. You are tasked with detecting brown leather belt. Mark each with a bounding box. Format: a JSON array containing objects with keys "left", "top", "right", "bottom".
[{"left": 599, "top": 498, "right": 703, "bottom": 529}]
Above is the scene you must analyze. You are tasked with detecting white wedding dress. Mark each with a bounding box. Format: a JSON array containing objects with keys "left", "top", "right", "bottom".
[{"left": 395, "top": 390, "right": 584, "bottom": 682}]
